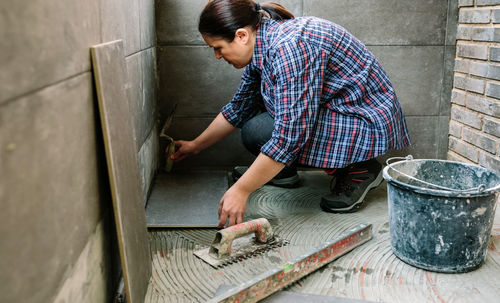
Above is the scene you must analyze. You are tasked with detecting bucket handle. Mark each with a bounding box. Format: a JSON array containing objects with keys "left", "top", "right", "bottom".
[{"left": 385, "top": 155, "right": 486, "bottom": 194}]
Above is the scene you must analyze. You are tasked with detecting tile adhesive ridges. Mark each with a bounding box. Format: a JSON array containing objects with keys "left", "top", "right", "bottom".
[{"left": 145, "top": 172, "right": 500, "bottom": 303}]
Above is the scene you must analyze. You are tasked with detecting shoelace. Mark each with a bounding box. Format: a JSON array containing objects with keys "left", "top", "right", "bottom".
[{"left": 331, "top": 169, "right": 370, "bottom": 195}]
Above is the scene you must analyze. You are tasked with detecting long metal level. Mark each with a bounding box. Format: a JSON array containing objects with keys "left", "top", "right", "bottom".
[{"left": 207, "top": 223, "right": 373, "bottom": 303}]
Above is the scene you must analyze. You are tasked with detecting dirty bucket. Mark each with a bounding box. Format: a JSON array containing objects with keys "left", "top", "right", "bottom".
[{"left": 382, "top": 156, "right": 500, "bottom": 273}]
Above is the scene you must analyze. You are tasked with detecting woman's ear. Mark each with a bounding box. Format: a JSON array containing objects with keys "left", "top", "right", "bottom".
[{"left": 234, "top": 28, "right": 250, "bottom": 44}]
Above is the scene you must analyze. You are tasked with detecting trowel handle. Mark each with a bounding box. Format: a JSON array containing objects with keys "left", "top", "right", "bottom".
[{"left": 210, "top": 218, "right": 274, "bottom": 259}]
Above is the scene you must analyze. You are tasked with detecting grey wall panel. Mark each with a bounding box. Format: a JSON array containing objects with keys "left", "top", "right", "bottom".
[
  {"left": 140, "top": 0, "right": 156, "bottom": 49},
  {"left": 0, "top": 73, "right": 105, "bottom": 303},
  {"left": 101, "top": 0, "right": 141, "bottom": 56},
  {"left": 446, "top": 0, "right": 459, "bottom": 46},
  {"left": 0, "top": 0, "right": 100, "bottom": 104},
  {"left": 126, "top": 49, "right": 158, "bottom": 151},
  {"left": 303, "top": 0, "right": 448, "bottom": 46},
  {"left": 158, "top": 46, "right": 243, "bottom": 117},
  {"left": 139, "top": 125, "right": 159, "bottom": 204},
  {"left": 156, "top": 0, "right": 303, "bottom": 45},
  {"left": 167, "top": 117, "right": 255, "bottom": 169},
  {"left": 441, "top": 46, "right": 457, "bottom": 116},
  {"left": 369, "top": 46, "right": 444, "bottom": 116}
]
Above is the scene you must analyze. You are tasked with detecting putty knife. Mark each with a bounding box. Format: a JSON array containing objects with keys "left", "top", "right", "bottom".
[{"left": 194, "top": 218, "right": 287, "bottom": 267}]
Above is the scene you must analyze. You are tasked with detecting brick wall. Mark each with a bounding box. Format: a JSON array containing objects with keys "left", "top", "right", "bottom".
[{"left": 451, "top": 0, "right": 500, "bottom": 173}]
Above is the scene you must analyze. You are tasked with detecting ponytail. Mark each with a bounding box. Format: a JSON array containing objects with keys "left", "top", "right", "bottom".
[{"left": 199, "top": 0, "right": 294, "bottom": 41}]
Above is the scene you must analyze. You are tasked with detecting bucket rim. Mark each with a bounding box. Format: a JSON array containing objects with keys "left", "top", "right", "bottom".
[{"left": 382, "top": 158, "right": 500, "bottom": 197}]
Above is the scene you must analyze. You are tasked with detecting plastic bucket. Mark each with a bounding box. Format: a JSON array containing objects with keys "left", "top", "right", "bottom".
[{"left": 382, "top": 156, "right": 500, "bottom": 273}]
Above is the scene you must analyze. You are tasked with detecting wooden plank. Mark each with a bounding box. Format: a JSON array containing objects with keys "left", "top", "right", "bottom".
[
  {"left": 146, "top": 171, "right": 227, "bottom": 228},
  {"left": 91, "top": 40, "right": 151, "bottom": 303}
]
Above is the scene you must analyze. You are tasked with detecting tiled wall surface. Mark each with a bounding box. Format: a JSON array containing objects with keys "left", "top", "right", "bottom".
[
  {"left": 450, "top": 0, "right": 500, "bottom": 173},
  {"left": 0, "top": 0, "right": 157, "bottom": 302},
  {"left": 156, "top": 0, "right": 458, "bottom": 169}
]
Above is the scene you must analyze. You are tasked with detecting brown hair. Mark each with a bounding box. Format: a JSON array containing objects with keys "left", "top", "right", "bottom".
[{"left": 198, "top": 0, "right": 294, "bottom": 41}]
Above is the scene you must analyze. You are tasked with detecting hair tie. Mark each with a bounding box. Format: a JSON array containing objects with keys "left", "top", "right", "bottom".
[{"left": 255, "top": 2, "right": 261, "bottom": 12}]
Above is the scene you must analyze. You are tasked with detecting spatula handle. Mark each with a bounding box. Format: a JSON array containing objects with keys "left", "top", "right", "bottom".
[{"left": 209, "top": 218, "right": 274, "bottom": 259}]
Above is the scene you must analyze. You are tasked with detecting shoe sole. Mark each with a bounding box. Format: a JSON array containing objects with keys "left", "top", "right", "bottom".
[{"left": 320, "top": 169, "right": 384, "bottom": 213}]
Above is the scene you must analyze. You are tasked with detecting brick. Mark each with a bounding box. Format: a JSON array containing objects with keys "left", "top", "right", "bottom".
[
  {"left": 466, "top": 94, "right": 500, "bottom": 117},
  {"left": 490, "top": 47, "right": 500, "bottom": 62},
  {"left": 470, "top": 61, "right": 489, "bottom": 77},
  {"left": 451, "top": 89, "right": 466, "bottom": 106},
  {"left": 477, "top": 0, "right": 500, "bottom": 6},
  {"left": 456, "top": 43, "right": 488, "bottom": 60},
  {"left": 453, "top": 74, "right": 485, "bottom": 94},
  {"left": 456, "top": 25, "right": 472, "bottom": 40},
  {"left": 449, "top": 137, "right": 480, "bottom": 162},
  {"left": 454, "top": 59, "right": 469, "bottom": 73},
  {"left": 493, "top": 9, "right": 500, "bottom": 23},
  {"left": 483, "top": 117, "right": 500, "bottom": 137},
  {"left": 486, "top": 82, "right": 500, "bottom": 99},
  {"left": 459, "top": 9, "right": 491, "bottom": 24},
  {"left": 462, "top": 127, "right": 497, "bottom": 153},
  {"left": 458, "top": 0, "right": 473, "bottom": 6},
  {"left": 471, "top": 27, "right": 495, "bottom": 41},
  {"left": 451, "top": 105, "right": 483, "bottom": 128},
  {"left": 449, "top": 120, "right": 463, "bottom": 137},
  {"left": 487, "top": 65, "right": 500, "bottom": 81},
  {"left": 479, "top": 152, "right": 500, "bottom": 173}
]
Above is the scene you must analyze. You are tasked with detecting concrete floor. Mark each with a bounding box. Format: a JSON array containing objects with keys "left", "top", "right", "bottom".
[{"left": 145, "top": 171, "right": 500, "bottom": 302}]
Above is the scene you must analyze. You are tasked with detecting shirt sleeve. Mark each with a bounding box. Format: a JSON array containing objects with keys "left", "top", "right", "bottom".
[
  {"left": 260, "top": 40, "right": 326, "bottom": 165},
  {"left": 221, "top": 65, "right": 264, "bottom": 128}
]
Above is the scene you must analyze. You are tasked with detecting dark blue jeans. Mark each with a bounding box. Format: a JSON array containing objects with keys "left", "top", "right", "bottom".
[{"left": 241, "top": 112, "right": 297, "bottom": 176}]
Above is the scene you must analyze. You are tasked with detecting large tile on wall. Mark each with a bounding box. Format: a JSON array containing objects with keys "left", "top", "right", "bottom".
[
  {"left": 140, "top": 0, "right": 156, "bottom": 49},
  {"left": 165, "top": 117, "right": 255, "bottom": 169},
  {"left": 0, "top": 73, "right": 104, "bottom": 303},
  {"left": 304, "top": 0, "right": 447, "bottom": 45},
  {"left": 101, "top": 0, "right": 141, "bottom": 55},
  {"left": 440, "top": 46, "right": 456, "bottom": 116},
  {"left": 156, "top": 0, "right": 303, "bottom": 45},
  {"left": 126, "top": 48, "right": 158, "bottom": 150},
  {"left": 0, "top": 0, "right": 100, "bottom": 104},
  {"left": 369, "top": 46, "right": 444, "bottom": 116},
  {"left": 379, "top": 115, "right": 443, "bottom": 161},
  {"left": 158, "top": 46, "right": 244, "bottom": 117},
  {"left": 446, "top": 0, "right": 459, "bottom": 46},
  {"left": 139, "top": 125, "right": 159, "bottom": 205}
]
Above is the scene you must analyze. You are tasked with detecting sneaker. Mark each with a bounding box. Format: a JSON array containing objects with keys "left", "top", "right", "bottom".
[
  {"left": 320, "top": 159, "right": 383, "bottom": 213},
  {"left": 232, "top": 166, "right": 301, "bottom": 188}
]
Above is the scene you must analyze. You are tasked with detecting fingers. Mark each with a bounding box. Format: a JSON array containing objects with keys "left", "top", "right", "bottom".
[{"left": 218, "top": 212, "right": 228, "bottom": 229}]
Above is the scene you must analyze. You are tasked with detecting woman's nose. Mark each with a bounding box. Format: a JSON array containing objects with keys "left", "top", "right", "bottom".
[{"left": 214, "top": 49, "right": 222, "bottom": 60}]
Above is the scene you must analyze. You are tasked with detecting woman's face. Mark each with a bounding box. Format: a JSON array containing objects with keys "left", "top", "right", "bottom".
[{"left": 202, "top": 28, "right": 255, "bottom": 69}]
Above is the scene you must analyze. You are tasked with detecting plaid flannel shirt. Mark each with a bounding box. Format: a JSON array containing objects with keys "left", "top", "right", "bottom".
[{"left": 221, "top": 17, "right": 410, "bottom": 168}]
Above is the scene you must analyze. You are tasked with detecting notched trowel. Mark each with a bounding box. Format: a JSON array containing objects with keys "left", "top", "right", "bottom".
[{"left": 194, "top": 218, "right": 287, "bottom": 268}]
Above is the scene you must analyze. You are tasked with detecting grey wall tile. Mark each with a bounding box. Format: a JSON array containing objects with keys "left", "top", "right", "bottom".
[
  {"left": 0, "top": 73, "right": 106, "bottom": 303},
  {"left": 165, "top": 117, "right": 255, "bottom": 169},
  {"left": 101, "top": 0, "right": 141, "bottom": 55},
  {"left": 405, "top": 116, "right": 441, "bottom": 159},
  {"left": 156, "top": 0, "right": 302, "bottom": 45},
  {"left": 138, "top": 125, "right": 159, "bottom": 204},
  {"left": 379, "top": 116, "right": 442, "bottom": 160},
  {"left": 158, "top": 46, "right": 243, "bottom": 117},
  {"left": 126, "top": 48, "right": 158, "bottom": 151},
  {"left": 140, "top": 0, "right": 156, "bottom": 49},
  {"left": 440, "top": 46, "right": 456, "bottom": 116},
  {"left": 369, "top": 46, "right": 444, "bottom": 116},
  {"left": 438, "top": 115, "right": 451, "bottom": 158},
  {"left": 446, "top": 0, "right": 459, "bottom": 46},
  {"left": 0, "top": 0, "right": 100, "bottom": 104},
  {"left": 303, "top": 0, "right": 447, "bottom": 45}
]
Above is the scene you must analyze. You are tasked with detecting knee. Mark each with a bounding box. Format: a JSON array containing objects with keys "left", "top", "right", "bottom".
[{"left": 241, "top": 113, "right": 273, "bottom": 155}]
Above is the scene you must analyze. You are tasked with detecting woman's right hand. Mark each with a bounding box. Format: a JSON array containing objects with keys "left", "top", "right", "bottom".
[{"left": 168, "top": 140, "right": 200, "bottom": 162}]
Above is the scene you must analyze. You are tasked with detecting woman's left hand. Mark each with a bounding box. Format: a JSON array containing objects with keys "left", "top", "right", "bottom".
[{"left": 217, "top": 185, "right": 250, "bottom": 228}]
